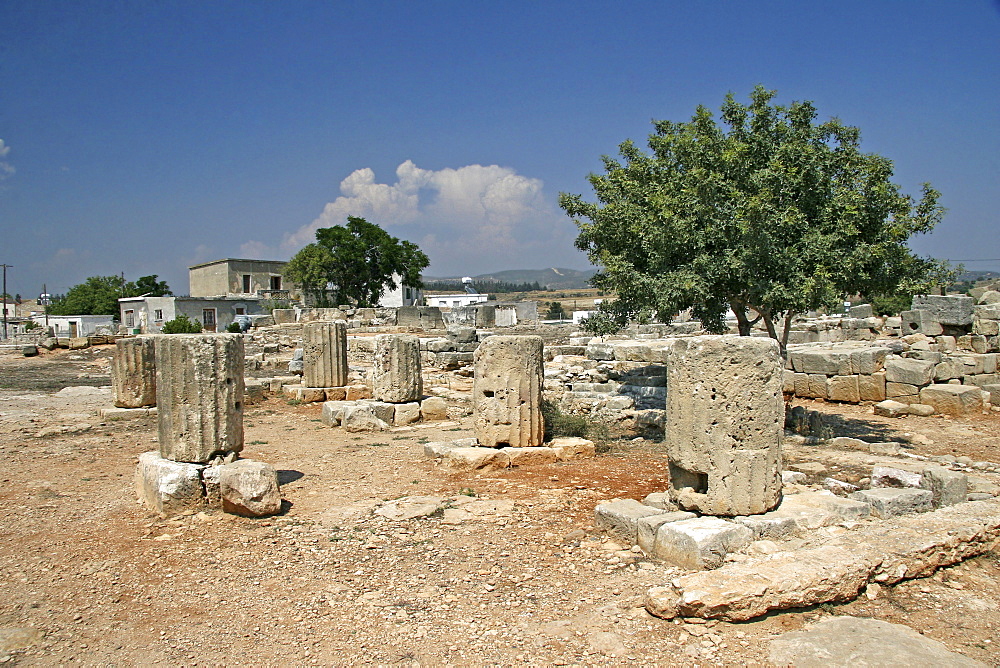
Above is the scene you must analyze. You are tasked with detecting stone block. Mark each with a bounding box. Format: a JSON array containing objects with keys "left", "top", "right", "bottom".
[
  {"left": 920, "top": 465, "right": 968, "bottom": 508},
  {"left": 502, "top": 446, "right": 558, "bottom": 467},
  {"left": 885, "top": 382, "right": 919, "bottom": 402},
  {"left": 346, "top": 385, "right": 372, "bottom": 401},
  {"left": 443, "top": 446, "right": 509, "bottom": 470},
  {"left": 155, "top": 334, "right": 244, "bottom": 463},
  {"left": 884, "top": 357, "right": 936, "bottom": 386},
  {"left": 871, "top": 465, "right": 922, "bottom": 488},
  {"left": 848, "top": 304, "right": 874, "bottom": 318},
  {"left": 664, "top": 335, "right": 783, "bottom": 516},
  {"left": 789, "top": 349, "right": 852, "bottom": 376},
  {"left": 473, "top": 336, "right": 544, "bottom": 448},
  {"left": 303, "top": 321, "right": 349, "bottom": 388},
  {"left": 919, "top": 384, "right": 984, "bottom": 416},
  {"left": 135, "top": 451, "right": 205, "bottom": 514},
  {"left": 392, "top": 401, "right": 421, "bottom": 426},
  {"left": 548, "top": 436, "right": 596, "bottom": 460},
  {"left": 850, "top": 488, "right": 932, "bottom": 517},
  {"left": 100, "top": 407, "right": 155, "bottom": 420},
  {"left": 772, "top": 617, "right": 988, "bottom": 667},
  {"left": 595, "top": 499, "right": 669, "bottom": 543},
  {"left": 68, "top": 337, "right": 90, "bottom": 350},
  {"left": 112, "top": 336, "right": 156, "bottom": 408},
  {"left": 981, "top": 384, "right": 1000, "bottom": 406},
  {"left": 218, "top": 459, "right": 282, "bottom": 517},
  {"left": 341, "top": 404, "right": 389, "bottom": 432},
  {"left": 649, "top": 517, "right": 753, "bottom": 570},
  {"left": 827, "top": 374, "right": 860, "bottom": 403},
  {"left": 419, "top": 396, "right": 449, "bottom": 420},
  {"left": 849, "top": 347, "right": 890, "bottom": 374},
  {"left": 858, "top": 371, "right": 886, "bottom": 401},
  {"left": 900, "top": 310, "right": 943, "bottom": 336},
  {"left": 371, "top": 334, "right": 422, "bottom": 403},
  {"left": 356, "top": 400, "right": 395, "bottom": 423},
  {"left": 911, "top": 295, "right": 974, "bottom": 326},
  {"left": 732, "top": 511, "right": 800, "bottom": 541},
  {"left": 806, "top": 374, "right": 829, "bottom": 399},
  {"left": 636, "top": 511, "right": 697, "bottom": 554},
  {"left": 320, "top": 400, "right": 353, "bottom": 426}
]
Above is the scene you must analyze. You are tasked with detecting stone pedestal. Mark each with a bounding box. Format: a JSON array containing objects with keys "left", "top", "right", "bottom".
[
  {"left": 112, "top": 336, "right": 157, "bottom": 408},
  {"left": 665, "top": 335, "right": 783, "bottom": 516},
  {"left": 303, "top": 321, "right": 348, "bottom": 388},
  {"left": 155, "top": 334, "right": 244, "bottom": 463},
  {"left": 473, "top": 335, "right": 544, "bottom": 448},
  {"left": 371, "top": 334, "right": 422, "bottom": 402}
]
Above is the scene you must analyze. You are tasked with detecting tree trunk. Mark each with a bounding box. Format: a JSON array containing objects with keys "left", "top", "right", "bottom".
[{"left": 730, "top": 301, "right": 752, "bottom": 336}]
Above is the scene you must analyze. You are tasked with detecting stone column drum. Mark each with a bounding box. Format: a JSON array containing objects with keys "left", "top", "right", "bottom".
[
  {"left": 112, "top": 336, "right": 157, "bottom": 408},
  {"left": 155, "top": 334, "right": 245, "bottom": 463},
  {"left": 473, "top": 335, "right": 544, "bottom": 448},
  {"left": 371, "top": 334, "right": 422, "bottom": 403},
  {"left": 303, "top": 321, "right": 349, "bottom": 388},
  {"left": 665, "top": 335, "right": 783, "bottom": 516}
]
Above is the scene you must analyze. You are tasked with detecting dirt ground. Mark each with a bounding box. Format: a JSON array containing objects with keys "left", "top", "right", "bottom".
[{"left": 1, "top": 345, "right": 999, "bottom": 666}]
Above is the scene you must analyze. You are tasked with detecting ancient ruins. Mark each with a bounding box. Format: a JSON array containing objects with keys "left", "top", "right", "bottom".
[{"left": 4, "top": 289, "right": 1000, "bottom": 663}]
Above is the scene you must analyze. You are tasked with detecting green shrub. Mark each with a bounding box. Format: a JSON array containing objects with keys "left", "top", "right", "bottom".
[
  {"left": 541, "top": 400, "right": 591, "bottom": 440},
  {"left": 226, "top": 322, "right": 243, "bottom": 333},
  {"left": 161, "top": 314, "right": 202, "bottom": 334}
]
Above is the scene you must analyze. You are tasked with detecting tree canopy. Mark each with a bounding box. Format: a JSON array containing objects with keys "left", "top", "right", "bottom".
[
  {"left": 559, "top": 86, "right": 945, "bottom": 348},
  {"left": 48, "top": 274, "right": 172, "bottom": 317},
  {"left": 283, "top": 216, "right": 429, "bottom": 307}
]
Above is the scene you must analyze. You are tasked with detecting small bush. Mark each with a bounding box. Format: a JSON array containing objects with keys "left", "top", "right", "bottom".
[
  {"left": 541, "top": 400, "right": 591, "bottom": 440},
  {"left": 161, "top": 314, "right": 202, "bottom": 334},
  {"left": 226, "top": 322, "right": 243, "bottom": 333}
]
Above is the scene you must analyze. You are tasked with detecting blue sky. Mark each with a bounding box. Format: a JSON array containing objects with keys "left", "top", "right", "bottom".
[{"left": 1, "top": 1, "right": 998, "bottom": 297}]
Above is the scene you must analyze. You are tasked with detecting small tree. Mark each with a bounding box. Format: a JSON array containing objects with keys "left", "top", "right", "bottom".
[
  {"left": 545, "top": 301, "right": 566, "bottom": 320},
  {"left": 560, "top": 86, "right": 945, "bottom": 349},
  {"left": 161, "top": 314, "right": 202, "bottom": 334},
  {"left": 47, "top": 276, "right": 124, "bottom": 316},
  {"left": 126, "top": 275, "right": 172, "bottom": 297},
  {"left": 284, "top": 216, "right": 429, "bottom": 307}
]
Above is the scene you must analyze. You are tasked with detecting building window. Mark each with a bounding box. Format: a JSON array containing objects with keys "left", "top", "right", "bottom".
[
  {"left": 154, "top": 309, "right": 163, "bottom": 321},
  {"left": 405, "top": 287, "right": 412, "bottom": 300},
  {"left": 125, "top": 310, "right": 135, "bottom": 328},
  {"left": 202, "top": 308, "right": 217, "bottom": 332},
  {"left": 235, "top": 307, "right": 245, "bottom": 315},
  {"left": 270, "top": 275, "right": 282, "bottom": 291},
  {"left": 243, "top": 275, "right": 252, "bottom": 293}
]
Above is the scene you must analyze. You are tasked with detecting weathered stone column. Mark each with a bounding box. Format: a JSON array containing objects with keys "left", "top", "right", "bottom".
[
  {"left": 155, "top": 334, "right": 244, "bottom": 463},
  {"left": 112, "top": 336, "right": 156, "bottom": 408},
  {"left": 303, "top": 321, "right": 348, "bottom": 388},
  {"left": 473, "top": 335, "right": 544, "bottom": 448},
  {"left": 665, "top": 335, "right": 783, "bottom": 516},
  {"left": 371, "top": 334, "right": 422, "bottom": 403}
]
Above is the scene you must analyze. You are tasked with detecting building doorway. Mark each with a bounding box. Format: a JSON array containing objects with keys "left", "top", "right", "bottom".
[{"left": 202, "top": 308, "right": 217, "bottom": 332}]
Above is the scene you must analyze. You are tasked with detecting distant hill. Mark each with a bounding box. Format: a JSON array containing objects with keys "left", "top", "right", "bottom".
[{"left": 425, "top": 267, "right": 598, "bottom": 290}]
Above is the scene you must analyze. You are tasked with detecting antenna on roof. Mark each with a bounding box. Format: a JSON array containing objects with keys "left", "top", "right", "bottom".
[{"left": 461, "top": 277, "right": 477, "bottom": 294}]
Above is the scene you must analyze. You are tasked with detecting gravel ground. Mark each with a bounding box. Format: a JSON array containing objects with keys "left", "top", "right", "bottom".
[{"left": 1, "top": 346, "right": 998, "bottom": 665}]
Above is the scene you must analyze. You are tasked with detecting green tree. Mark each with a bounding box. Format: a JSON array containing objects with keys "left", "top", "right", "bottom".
[
  {"left": 560, "top": 86, "right": 944, "bottom": 349},
  {"left": 161, "top": 314, "right": 202, "bottom": 334},
  {"left": 126, "top": 275, "right": 172, "bottom": 297},
  {"left": 48, "top": 276, "right": 125, "bottom": 316},
  {"left": 284, "top": 216, "right": 429, "bottom": 307},
  {"left": 545, "top": 301, "right": 566, "bottom": 320}
]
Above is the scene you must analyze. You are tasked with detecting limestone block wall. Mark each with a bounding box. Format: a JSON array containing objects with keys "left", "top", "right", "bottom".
[{"left": 785, "top": 340, "right": 998, "bottom": 407}]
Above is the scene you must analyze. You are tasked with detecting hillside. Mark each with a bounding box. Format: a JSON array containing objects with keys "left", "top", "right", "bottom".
[{"left": 425, "top": 267, "right": 597, "bottom": 291}]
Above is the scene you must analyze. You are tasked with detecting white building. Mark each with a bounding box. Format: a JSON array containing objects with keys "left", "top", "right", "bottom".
[
  {"left": 424, "top": 293, "right": 489, "bottom": 308},
  {"left": 31, "top": 314, "right": 116, "bottom": 338}
]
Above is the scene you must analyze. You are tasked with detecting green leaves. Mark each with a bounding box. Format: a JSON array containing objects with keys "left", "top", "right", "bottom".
[
  {"left": 560, "top": 86, "right": 944, "bottom": 347},
  {"left": 283, "top": 216, "right": 429, "bottom": 308}
]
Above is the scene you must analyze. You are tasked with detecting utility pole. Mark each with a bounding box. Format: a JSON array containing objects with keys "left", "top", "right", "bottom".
[
  {"left": 41, "top": 284, "right": 50, "bottom": 330},
  {"left": 1, "top": 264, "right": 11, "bottom": 340}
]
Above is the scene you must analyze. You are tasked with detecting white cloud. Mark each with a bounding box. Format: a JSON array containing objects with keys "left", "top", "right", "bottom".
[
  {"left": 280, "top": 160, "right": 581, "bottom": 274},
  {"left": 239, "top": 240, "right": 274, "bottom": 259},
  {"left": 0, "top": 139, "right": 14, "bottom": 180}
]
